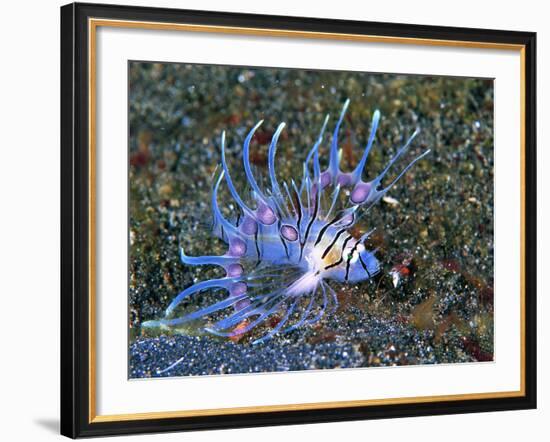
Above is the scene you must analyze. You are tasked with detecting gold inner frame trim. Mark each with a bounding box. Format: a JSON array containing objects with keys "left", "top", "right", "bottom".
[{"left": 88, "top": 17, "right": 527, "bottom": 424}]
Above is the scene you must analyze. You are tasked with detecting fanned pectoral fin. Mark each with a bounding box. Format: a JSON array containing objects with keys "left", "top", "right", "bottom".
[
  {"left": 142, "top": 263, "right": 307, "bottom": 339},
  {"left": 206, "top": 276, "right": 334, "bottom": 344}
]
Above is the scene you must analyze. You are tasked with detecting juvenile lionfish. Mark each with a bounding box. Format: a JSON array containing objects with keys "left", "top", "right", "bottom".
[{"left": 143, "top": 100, "right": 430, "bottom": 344}]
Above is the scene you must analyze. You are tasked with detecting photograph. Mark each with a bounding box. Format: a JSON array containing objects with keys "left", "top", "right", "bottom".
[
  {"left": 56, "top": 2, "right": 537, "bottom": 437},
  {"left": 0, "top": 0, "right": 543, "bottom": 438},
  {"left": 128, "top": 62, "right": 495, "bottom": 378}
]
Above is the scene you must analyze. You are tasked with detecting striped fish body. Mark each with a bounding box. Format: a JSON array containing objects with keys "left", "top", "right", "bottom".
[{"left": 143, "top": 99, "right": 429, "bottom": 344}]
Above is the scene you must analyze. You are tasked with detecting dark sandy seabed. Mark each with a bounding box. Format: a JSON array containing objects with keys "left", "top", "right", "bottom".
[{"left": 128, "top": 62, "right": 494, "bottom": 378}]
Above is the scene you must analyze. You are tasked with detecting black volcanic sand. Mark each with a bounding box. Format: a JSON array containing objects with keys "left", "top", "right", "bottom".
[{"left": 128, "top": 63, "right": 494, "bottom": 378}]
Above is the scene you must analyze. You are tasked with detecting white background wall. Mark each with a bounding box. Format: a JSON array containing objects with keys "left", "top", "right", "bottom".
[{"left": 0, "top": 0, "right": 546, "bottom": 440}]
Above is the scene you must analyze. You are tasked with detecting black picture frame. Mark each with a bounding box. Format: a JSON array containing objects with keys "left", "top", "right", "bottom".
[{"left": 61, "top": 2, "right": 537, "bottom": 438}]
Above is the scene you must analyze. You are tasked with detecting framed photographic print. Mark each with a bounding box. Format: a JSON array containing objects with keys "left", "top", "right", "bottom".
[{"left": 60, "top": 2, "right": 537, "bottom": 438}]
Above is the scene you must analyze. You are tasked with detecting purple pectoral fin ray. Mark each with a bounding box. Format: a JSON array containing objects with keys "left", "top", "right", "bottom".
[
  {"left": 165, "top": 277, "right": 235, "bottom": 316},
  {"left": 268, "top": 122, "right": 286, "bottom": 199},
  {"left": 211, "top": 170, "right": 240, "bottom": 237},
  {"left": 158, "top": 293, "right": 249, "bottom": 326},
  {"left": 374, "top": 129, "right": 421, "bottom": 187},
  {"left": 367, "top": 147, "right": 431, "bottom": 205},
  {"left": 325, "top": 183, "right": 341, "bottom": 219},
  {"left": 382, "top": 148, "right": 431, "bottom": 193},
  {"left": 304, "top": 114, "right": 330, "bottom": 178},
  {"left": 350, "top": 130, "right": 428, "bottom": 207},
  {"left": 208, "top": 302, "right": 259, "bottom": 331},
  {"left": 283, "top": 292, "right": 315, "bottom": 333},
  {"left": 313, "top": 149, "right": 321, "bottom": 184},
  {"left": 291, "top": 179, "right": 304, "bottom": 236},
  {"left": 206, "top": 293, "right": 288, "bottom": 337},
  {"left": 207, "top": 282, "right": 290, "bottom": 332},
  {"left": 328, "top": 99, "right": 350, "bottom": 177},
  {"left": 243, "top": 120, "right": 268, "bottom": 201},
  {"left": 326, "top": 283, "right": 338, "bottom": 314},
  {"left": 252, "top": 296, "right": 300, "bottom": 344},
  {"left": 306, "top": 283, "right": 328, "bottom": 325},
  {"left": 351, "top": 109, "right": 380, "bottom": 182},
  {"left": 180, "top": 248, "right": 237, "bottom": 267},
  {"left": 305, "top": 114, "right": 329, "bottom": 164},
  {"left": 283, "top": 181, "right": 297, "bottom": 216},
  {"left": 220, "top": 131, "right": 255, "bottom": 218},
  {"left": 205, "top": 312, "right": 264, "bottom": 337}
]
